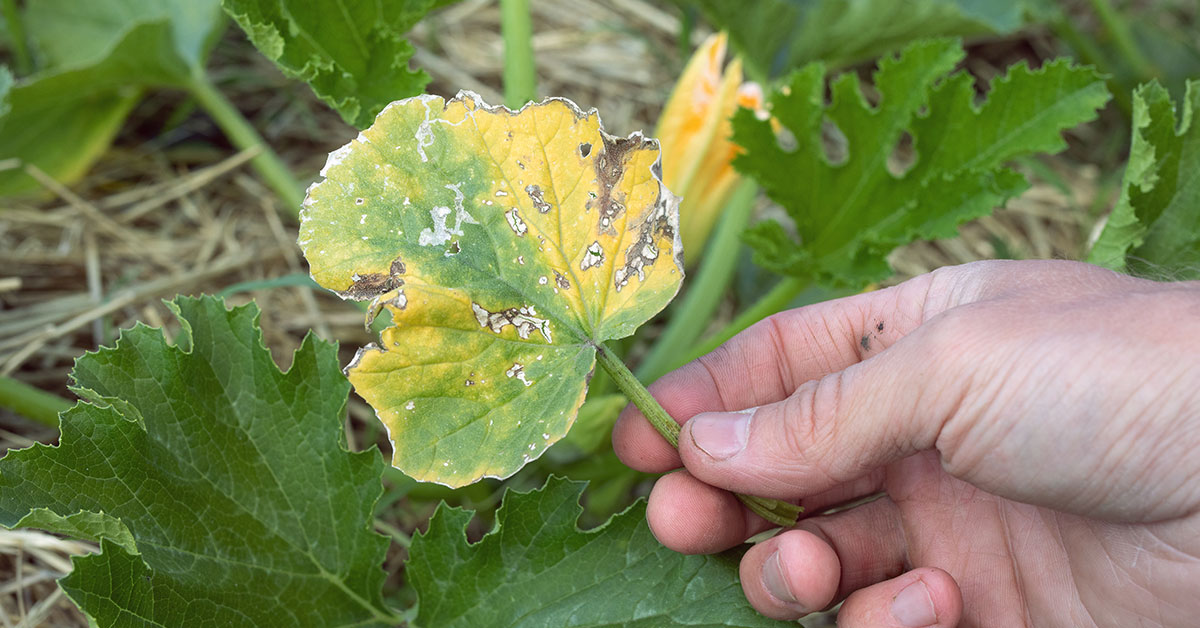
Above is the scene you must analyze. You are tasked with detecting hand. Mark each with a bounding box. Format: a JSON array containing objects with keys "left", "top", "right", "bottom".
[{"left": 613, "top": 260, "right": 1200, "bottom": 627}]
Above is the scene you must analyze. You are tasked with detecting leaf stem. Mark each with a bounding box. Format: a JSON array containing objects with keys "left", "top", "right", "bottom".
[
  {"left": 636, "top": 179, "right": 757, "bottom": 383},
  {"left": 500, "top": 0, "right": 537, "bottom": 108},
  {"left": 187, "top": 74, "right": 306, "bottom": 217},
  {"left": 687, "top": 275, "right": 810, "bottom": 363},
  {"left": 594, "top": 343, "right": 800, "bottom": 527},
  {"left": 0, "top": 376, "right": 70, "bottom": 428},
  {"left": 0, "top": 0, "right": 32, "bottom": 75}
]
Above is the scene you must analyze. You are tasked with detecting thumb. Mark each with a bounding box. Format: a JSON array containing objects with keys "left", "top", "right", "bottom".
[{"left": 676, "top": 313, "right": 966, "bottom": 500}]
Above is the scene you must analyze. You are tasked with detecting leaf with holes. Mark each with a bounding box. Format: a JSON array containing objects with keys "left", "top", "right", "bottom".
[
  {"left": 300, "top": 92, "right": 682, "bottom": 487},
  {"left": 735, "top": 38, "right": 1110, "bottom": 287}
]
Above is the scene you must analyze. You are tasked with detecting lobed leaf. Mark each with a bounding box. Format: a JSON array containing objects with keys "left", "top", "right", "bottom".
[
  {"left": 408, "top": 476, "right": 795, "bottom": 628},
  {"left": 1088, "top": 80, "right": 1200, "bottom": 277},
  {"left": 735, "top": 38, "right": 1110, "bottom": 287},
  {"left": 222, "top": 0, "right": 457, "bottom": 129},
  {"left": 0, "top": 296, "right": 395, "bottom": 627},
  {"left": 300, "top": 92, "right": 682, "bottom": 487}
]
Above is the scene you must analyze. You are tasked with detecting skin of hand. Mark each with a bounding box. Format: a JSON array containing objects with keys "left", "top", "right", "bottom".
[{"left": 613, "top": 260, "right": 1200, "bottom": 627}]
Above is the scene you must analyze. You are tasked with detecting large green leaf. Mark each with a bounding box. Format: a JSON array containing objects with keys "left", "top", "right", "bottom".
[
  {"left": 1088, "top": 81, "right": 1200, "bottom": 277},
  {"left": 222, "top": 0, "right": 456, "bottom": 129},
  {"left": 300, "top": 92, "right": 682, "bottom": 487},
  {"left": 0, "top": 296, "right": 396, "bottom": 627},
  {"left": 736, "top": 39, "right": 1110, "bottom": 286},
  {"left": 681, "top": 0, "right": 1030, "bottom": 78},
  {"left": 0, "top": 0, "right": 225, "bottom": 196},
  {"left": 408, "top": 477, "right": 793, "bottom": 628}
]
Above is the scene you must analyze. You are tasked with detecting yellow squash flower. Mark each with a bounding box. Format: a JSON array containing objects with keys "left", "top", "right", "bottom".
[{"left": 656, "top": 32, "right": 763, "bottom": 266}]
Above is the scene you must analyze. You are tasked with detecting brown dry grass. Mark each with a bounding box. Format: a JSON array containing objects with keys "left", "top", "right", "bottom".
[{"left": 0, "top": 1, "right": 1118, "bottom": 625}]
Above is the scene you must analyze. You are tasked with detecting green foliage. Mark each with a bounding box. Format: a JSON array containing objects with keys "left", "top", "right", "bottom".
[
  {"left": 408, "top": 477, "right": 793, "bottom": 628},
  {"left": 222, "top": 0, "right": 457, "bottom": 129},
  {"left": 0, "top": 296, "right": 396, "bottom": 627},
  {"left": 735, "top": 39, "right": 1110, "bottom": 287},
  {"left": 1088, "top": 80, "right": 1200, "bottom": 278},
  {"left": 681, "top": 0, "right": 1029, "bottom": 78},
  {"left": 0, "top": 0, "right": 225, "bottom": 195}
]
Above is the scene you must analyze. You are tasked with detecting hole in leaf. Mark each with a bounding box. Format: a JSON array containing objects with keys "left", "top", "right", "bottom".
[
  {"left": 820, "top": 118, "right": 848, "bottom": 166},
  {"left": 887, "top": 131, "right": 916, "bottom": 177},
  {"left": 579, "top": 142, "right": 592, "bottom": 158}
]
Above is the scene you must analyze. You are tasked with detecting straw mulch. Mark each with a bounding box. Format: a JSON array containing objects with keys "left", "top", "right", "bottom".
[{"left": 0, "top": 1, "right": 1111, "bottom": 625}]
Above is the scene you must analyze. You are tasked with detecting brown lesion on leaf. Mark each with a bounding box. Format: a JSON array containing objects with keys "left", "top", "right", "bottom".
[
  {"left": 525, "top": 184, "right": 552, "bottom": 214},
  {"left": 554, "top": 271, "right": 571, "bottom": 290},
  {"left": 471, "top": 302, "right": 553, "bottom": 343},
  {"left": 614, "top": 197, "right": 674, "bottom": 292},
  {"left": 341, "top": 257, "right": 406, "bottom": 300},
  {"left": 591, "top": 135, "right": 651, "bottom": 235}
]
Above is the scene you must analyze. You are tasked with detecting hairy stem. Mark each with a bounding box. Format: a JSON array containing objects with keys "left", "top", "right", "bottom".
[
  {"left": 188, "top": 74, "right": 305, "bottom": 216},
  {"left": 500, "top": 0, "right": 537, "bottom": 108},
  {"left": 637, "top": 179, "right": 757, "bottom": 383},
  {"left": 0, "top": 376, "right": 70, "bottom": 428},
  {"left": 595, "top": 343, "right": 800, "bottom": 527}
]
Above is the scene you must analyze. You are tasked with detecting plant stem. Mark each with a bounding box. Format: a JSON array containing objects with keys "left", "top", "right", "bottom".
[
  {"left": 594, "top": 343, "right": 801, "bottom": 527},
  {"left": 500, "top": 0, "right": 536, "bottom": 108},
  {"left": 188, "top": 74, "right": 305, "bottom": 216},
  {"left": 1086, "top": 0, "right": 1158, "bottom": 82},
  {"left": 637, "top": 179, "right": 757, "bottom": 383},
  {"left": 687, "top": 275, "right": 810, "bottom": 363},
  {"left": 0, "top": 376, "right": 70, "bottom": 428},
  {"left": 0, "top": 0, "right": 32, "bottom": 75}
]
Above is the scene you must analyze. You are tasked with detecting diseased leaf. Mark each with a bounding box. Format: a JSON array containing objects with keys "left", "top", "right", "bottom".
[
  {"left": 1088, "top": 80, "right": 1200, "bottom": 277},
  {"left": 736, "top": 38, "right": 1109, "bottom": 286},
  {"left": 222, "top": 0, "right": 456, "bottom": 129},
  {"left": 0, "top": 0, "right": 224, "bottom": 195},
  {"left": 0, "top": 296, "right": 396, "bottom": 627},
  {"left": 681, "top": 0, "right": 1029, "bottom": 79},
  {"left": 300, "top": 92, "right": 682, "bottom": 487},
  {"left": 408, "top": 477, "right": 794, "bottom": 628}
]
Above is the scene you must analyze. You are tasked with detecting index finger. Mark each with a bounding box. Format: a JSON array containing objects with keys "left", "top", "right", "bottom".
[{"left": 613, "top": 272, "right": 936, "bottom": 473}]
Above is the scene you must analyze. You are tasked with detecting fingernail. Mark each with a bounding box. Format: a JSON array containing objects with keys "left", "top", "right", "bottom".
[
  {"left": 688, "top": 411, "right": 750, "bottom": 460},
  {"left": 892, "top": 578, "right": 936, "bottom": 627},
  {"left": 763, "top": 551, "right": 804, "bottom": 609}
]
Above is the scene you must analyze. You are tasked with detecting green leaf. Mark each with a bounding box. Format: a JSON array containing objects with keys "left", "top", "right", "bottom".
[
  {"left": 300, "top": 92, "right": 683, "bottom": 487},
  {"left": 0, "top": 296, "right": 397, "bottom": 627},
  {"left": 222, "top": 0, "right": 454, "bottom": 129},
  {"left": 682, "top": 0, "right": 1029, "bottom": 78},
  {"left": 736, "top": 39, "right": 1110, "bottom": 286},
  {"left": 1088, "top": 81, "right": 1200, "bottom": 278},
  {"left": 0, "top": 0, "right": 225, "bottom": 196},
  {"left": 408, "top": 477, "right": 794, "bottom": 628}
]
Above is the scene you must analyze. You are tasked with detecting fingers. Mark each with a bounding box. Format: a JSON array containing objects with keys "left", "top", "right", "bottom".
[
  {"left": 736, "top": 498, "right": 909, "bottom": 620},
  {"left": 837, "top": 569, "right": 963, "bottom": 628},
  {"left": 676, "top": 318, "right": 961, "bottom": 499},
  {"left": 614, "top": 272, "right": 935, "bottom": 473},
  {"left": 645, "top": 471, "right": 774, "bottom": 554}
]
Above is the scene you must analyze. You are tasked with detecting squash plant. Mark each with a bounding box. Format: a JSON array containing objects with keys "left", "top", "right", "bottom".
[{"left": 0, "top": 17, "right": 1138, "bottom": 624}]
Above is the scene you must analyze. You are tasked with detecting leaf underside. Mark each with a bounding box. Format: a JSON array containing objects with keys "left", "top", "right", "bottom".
[
  {"left": 735, "top": 38, "right": 1111, "bottom": 288},
  {"left": 300, "top": 92, "right": 682, "bottom": 487},
  {"left": 408, "top": 477, "right": 796, "bottom": 628},
  {"left": 0, "top": 297, "right": 394, "bottom": 627},
  {"left": 1088, "top": 80, "right": 1200, "bottom": 278}
]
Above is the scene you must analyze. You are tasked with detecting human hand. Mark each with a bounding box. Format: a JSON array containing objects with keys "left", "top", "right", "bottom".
[{"left": 613, "top": 260, "right": 1200, "bottom": 627}]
